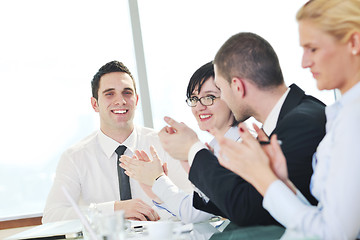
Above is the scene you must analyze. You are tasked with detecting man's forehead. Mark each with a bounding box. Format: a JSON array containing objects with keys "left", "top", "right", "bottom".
[
  {"left": 101, "top": 71, "right": 132, "bottom": 81},
  {"left": 100, "top": 73, "right": 135, "bottom": 89}
]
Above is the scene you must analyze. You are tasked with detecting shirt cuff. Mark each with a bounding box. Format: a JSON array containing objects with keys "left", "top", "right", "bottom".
[
  {"left": 152, "top": 200, "right": 176, "bottom": 217},
  {"left": 152, "top": 175, "right": 188, "bottom": 217},
  {"left": 95, "top": 201, "right": 116, "bottom": 216},
  {"left": 295, "top": 189, "right": 311, "bottom": 206},
  {"left": 188, "top": 141, "right": 207, "bottom": 166},
  {"left": 263, "top": 180, "right": 308, "bottom": 228}
]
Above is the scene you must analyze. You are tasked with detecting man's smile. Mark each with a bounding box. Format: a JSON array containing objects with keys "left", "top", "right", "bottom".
[{"left": 112, "top": 109, "right": 128, "bottom": 114}]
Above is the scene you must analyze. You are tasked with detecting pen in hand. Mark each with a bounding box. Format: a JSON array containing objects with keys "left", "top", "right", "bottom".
[{"left": 259, "top": 140, "right": 282, "bottom": 145}]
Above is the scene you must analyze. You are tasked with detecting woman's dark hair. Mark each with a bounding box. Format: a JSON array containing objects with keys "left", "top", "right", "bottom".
[{"left": 186, "top": 61, "right": 239, "bottom": 127}]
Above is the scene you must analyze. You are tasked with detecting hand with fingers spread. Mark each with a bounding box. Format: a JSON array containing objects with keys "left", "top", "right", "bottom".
[
  {"left": 114, "top": 199, "right": 160, "bottom": 221},
  {"left": 215, "top": 122, "right": 278, "bottom": 196},
  {"left": 158, "top": 116, "right": 199, "bottom": 161},
  {"left": 133, "top": 148, "right": 169, "bottom": 174},
  {"left": 119, "top": 146, "right": 165, "bottom": 186}
]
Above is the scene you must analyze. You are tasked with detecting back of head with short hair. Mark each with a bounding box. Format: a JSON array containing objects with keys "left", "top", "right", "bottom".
[
  {"left": 296, "top": 0, "right": 360, "bottom": 43},
  {"left": 213, "top": 32, "right": 284, "bottom": 90},
  {"left": 91, "top": 60, "right": 136, "bottom": 99},
  {"left": 186, "top": 61, "right": 214, "bottom": 98}
]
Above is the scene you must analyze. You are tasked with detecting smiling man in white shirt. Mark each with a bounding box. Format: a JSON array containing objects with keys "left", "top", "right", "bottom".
[{"left": 42, "top": 61, "right": 192, "bottom": 223}]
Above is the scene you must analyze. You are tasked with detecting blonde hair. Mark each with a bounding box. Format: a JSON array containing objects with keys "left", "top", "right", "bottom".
[{"left": 297, "top": 0, "right": 360, "bottom": 43}]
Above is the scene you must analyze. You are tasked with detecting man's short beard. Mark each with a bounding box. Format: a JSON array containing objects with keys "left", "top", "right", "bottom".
[
  {"left": 235, "top": 115, "right": 250, "bottom": 123},
  {"left": 234, "top": 107, "right": 252, "bottom": 123}
]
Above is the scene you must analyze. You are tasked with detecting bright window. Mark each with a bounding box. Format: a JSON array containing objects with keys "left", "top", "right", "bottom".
[
  {"left": 138, "top": 0, "right": 334, "bottom": 141},
  {"left": 0, "top": 0, "right": 142, "bottom": 219}
]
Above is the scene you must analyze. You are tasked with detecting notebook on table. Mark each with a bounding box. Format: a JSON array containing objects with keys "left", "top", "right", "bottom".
[{"left": 5, "top": 219, "right": 83, "bottom": 240}]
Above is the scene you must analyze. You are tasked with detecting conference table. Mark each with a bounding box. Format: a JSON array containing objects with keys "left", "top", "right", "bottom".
[
  {"left": 210, "top": 222, "right": 285, "bottom": 239},
  {"left": 127, "top": 218, "right": 286, "bottom": 239},
  {"left": 3, "top": 217, "right": 305, "bottom": 240}
]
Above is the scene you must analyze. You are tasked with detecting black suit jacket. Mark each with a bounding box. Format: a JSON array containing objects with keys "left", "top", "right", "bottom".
[{"left": 189, "top": 84, "right": 326, "bottom": 226}]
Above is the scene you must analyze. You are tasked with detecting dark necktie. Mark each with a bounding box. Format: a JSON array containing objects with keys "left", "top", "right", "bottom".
[{"left": 115, "top": 145, "right": 132, "bottom": 200}]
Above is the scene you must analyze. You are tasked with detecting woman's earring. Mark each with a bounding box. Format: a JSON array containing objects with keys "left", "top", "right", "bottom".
[{"left": 352, "top": 49, "right": 357, "bottom": 55}]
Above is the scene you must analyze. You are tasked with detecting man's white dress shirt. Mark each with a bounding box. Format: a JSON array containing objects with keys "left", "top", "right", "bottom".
[
  {"left": 152, "top": 126, "right": 240, "bottom": 223},
  {"left": 264, "top": 82, "right": 360, "bottom": 239},
  {"left": 42, "top": 125, "right": 192, "bottom": 223}
]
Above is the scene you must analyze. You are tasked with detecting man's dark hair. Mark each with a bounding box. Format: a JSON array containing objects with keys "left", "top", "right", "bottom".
[
  {"left": 91, "top": 61, "right": 136, "bottom": 99},
  {"left": 213, "top": 32, "right": 284, "bottom": 89}
]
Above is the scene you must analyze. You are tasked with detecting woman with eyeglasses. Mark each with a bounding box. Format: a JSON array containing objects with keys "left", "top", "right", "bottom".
[
  {"left": 120, "top": 61, "right": 240, "bottom": 224},
  {"left": 215, "top": 0, "right": 360, "bottom": 239},
  {"left": 185, "top": 61, "right": 239, "bottom": 156}
]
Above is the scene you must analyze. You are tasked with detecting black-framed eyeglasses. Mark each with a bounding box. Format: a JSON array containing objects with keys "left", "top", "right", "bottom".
[{"left": 185, "top": 95, "right": 220, "bottom": 107}]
